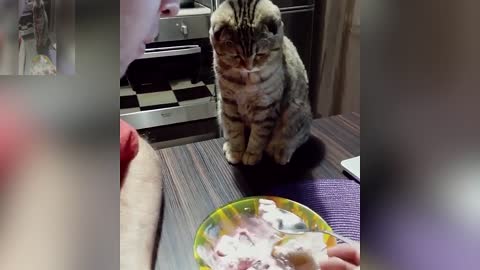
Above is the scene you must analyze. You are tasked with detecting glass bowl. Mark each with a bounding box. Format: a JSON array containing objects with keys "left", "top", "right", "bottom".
[{"left": 193, "top": 196, "right": 337, "bottom": 270}]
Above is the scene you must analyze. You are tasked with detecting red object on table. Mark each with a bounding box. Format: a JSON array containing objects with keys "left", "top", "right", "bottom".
[{"left": 120, "top": 119, "right": 139, "bottom": 189}]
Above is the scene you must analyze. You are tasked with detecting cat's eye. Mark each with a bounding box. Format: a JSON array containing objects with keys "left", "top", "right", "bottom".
[
  {"left": 224, "top": 40, "right": 234, "bottom": 47},
  {"left": 256, "top": 53, "right": 266, "bottom": 58},
  {"left": 233, "top": 55, "right": 241, "bottom": 60}
]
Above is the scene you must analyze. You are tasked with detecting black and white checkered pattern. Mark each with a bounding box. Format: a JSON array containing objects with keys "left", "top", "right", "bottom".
[
  {"left": 120, "top": 78, "right": 216, "bottom": 115},
  {"left": 18, "top": 12, "right": 34, "bottom": 36}
]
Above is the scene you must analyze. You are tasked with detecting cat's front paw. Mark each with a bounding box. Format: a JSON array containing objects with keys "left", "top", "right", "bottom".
[
  {"left": 242, "top": 151, "right": 263, "bottom": 166},
  {"left": 223, "top": 142, "right": 243, "bottom": 164},
  {"left": 266, "top": 144, "right": 293, "bottom": 165}
]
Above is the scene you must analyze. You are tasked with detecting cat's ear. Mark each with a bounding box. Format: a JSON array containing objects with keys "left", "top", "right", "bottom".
[
  {"left": 211, "top": 23, "right": 233, "bottom": 42},
  {"left": 261, "top": 17, "right": 282, "bottom": 35}
]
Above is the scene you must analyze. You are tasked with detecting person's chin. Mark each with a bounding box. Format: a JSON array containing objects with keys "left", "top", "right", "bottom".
[
  {"left": 137, "top": 43, "right": 146, "bottom": 58},
  {"left": 120, "top": 58, "right": 129, "bottom": 76},
  {"left": 130, "top": 44, "right": 146, "bottom": 64},
  {"left": 120, "top": 43, "right": 147, "bottom": 76}
]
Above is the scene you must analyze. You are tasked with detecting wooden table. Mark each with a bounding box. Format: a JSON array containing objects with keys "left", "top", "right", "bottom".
[{"left": 154, "top": 113, "right": 360, "bottom": 270}]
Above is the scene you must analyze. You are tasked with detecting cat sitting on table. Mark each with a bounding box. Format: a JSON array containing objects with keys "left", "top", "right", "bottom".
[
  {"left": 32, "top": 0, "right": 51, "bottom": 55},
  {"left": 210, "top": 0, "right": 312, "bottom": 165}
]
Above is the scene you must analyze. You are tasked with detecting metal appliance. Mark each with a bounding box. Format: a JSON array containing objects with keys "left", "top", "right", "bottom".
[
  {"left": 180, "top": 0, "right": 195, "bottom": 8},
  {"left": 120, "top": 1, "right": 219, "bottom": 147}
]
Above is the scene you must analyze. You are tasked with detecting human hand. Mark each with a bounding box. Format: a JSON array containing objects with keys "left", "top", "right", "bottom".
[{"left": 319, "top": 243, "right": 360, "bottom": 270}]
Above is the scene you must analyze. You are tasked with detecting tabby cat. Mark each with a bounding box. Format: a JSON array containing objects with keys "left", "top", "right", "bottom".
[
  {"left": 32, "top": 0, "right": 50, "bottom": 55},
  {"left": 210, "top": 0, "right": 312, "bottom": 165}
]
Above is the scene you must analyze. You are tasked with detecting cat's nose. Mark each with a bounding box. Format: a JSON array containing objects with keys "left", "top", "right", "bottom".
[
  {"left": 160, "top": 0, "right": 180, "bottom": 17},
  {"left": 244, "top": 60, "right": 254, "bottom": 70}
]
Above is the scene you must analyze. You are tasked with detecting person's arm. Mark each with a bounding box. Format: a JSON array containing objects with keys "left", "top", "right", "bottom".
[{"left": 120, "top": 134, "right": 163, "bottom": 270}]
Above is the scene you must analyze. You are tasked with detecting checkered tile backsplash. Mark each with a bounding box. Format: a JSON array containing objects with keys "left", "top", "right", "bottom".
[{"left": 120, "top": 78, "right": 216, "bottom": 115}]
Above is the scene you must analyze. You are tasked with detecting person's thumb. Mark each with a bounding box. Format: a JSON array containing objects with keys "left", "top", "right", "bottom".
[{"left": 319, "top": 257, "right": 358, "bottom": 270}]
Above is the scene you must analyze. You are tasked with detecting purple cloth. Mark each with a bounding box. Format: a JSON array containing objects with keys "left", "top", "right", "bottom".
[{"left": 268, "top": 179, "right": 360, "bottom": 241}]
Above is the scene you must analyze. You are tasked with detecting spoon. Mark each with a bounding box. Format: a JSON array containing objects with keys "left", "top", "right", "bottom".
[{"left": 270, "top": 208, "right": 356, "bottom": 246}]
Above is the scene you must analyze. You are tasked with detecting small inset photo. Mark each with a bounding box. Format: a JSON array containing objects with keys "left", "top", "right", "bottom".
[
  {"left": 18, "top": 0, "right": 57, "bottom": 75},
  {"left": 1, "top": 0, "right": 73, "bottom": 75}
]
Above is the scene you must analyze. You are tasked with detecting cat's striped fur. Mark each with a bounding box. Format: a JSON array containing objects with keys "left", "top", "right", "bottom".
[
  {"left": 33, "top": 0, "right": 50, "bottom": 55},
  {"left": 210, "top": 0, "right": 312, "bottom": 165}
]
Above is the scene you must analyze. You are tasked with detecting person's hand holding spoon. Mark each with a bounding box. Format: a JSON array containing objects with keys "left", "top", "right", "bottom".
[
  {"left": 266, "top": 207, "right": 360, "bottom": 269},
  {"left": 319, "top": 243, "right": 360, "bottom": 270}
]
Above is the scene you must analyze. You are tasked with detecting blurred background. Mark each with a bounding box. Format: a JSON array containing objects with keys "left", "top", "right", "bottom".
[
  {"left": 0, "top": 0, "right": 117, "bottom": 270},
  {"left": 0, "top": 0, "right": 18, "bottom": 74},
  {"left": 362, "top": 0, "right": 480, "bottom": 269}
]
